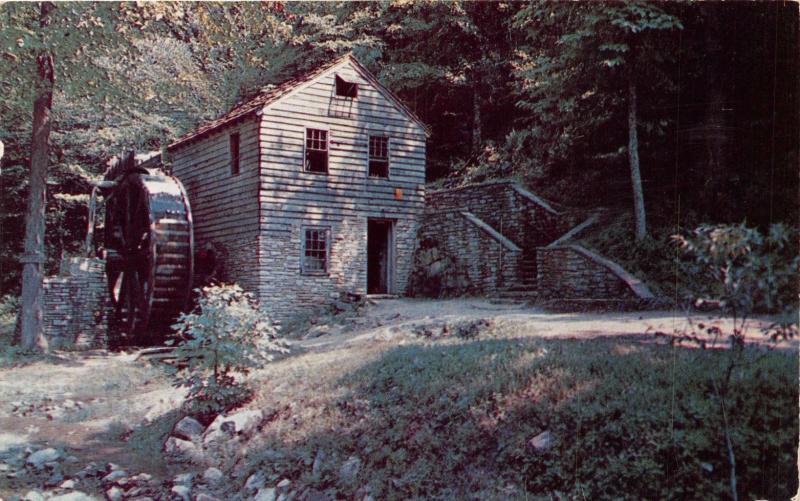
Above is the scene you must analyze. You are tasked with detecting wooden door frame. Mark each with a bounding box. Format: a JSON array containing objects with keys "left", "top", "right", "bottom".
[{"left": 367, "top": 218, "right": 395, "bottom": 295}]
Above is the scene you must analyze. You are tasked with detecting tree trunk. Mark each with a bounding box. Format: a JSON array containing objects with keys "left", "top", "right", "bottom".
[
  {"left": 19, "top": 2, "right": 55, "bottom": 352},
  {"left": 471, "top": 77, "right": 482, "bottom": 154},
  {"left": 627, "top": 77, "right": 647, "bottom": 241}
]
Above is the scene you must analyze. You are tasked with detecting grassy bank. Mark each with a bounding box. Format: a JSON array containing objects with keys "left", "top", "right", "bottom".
[{"left": 243, "top": 334, "right": 798, "bottom": 500}]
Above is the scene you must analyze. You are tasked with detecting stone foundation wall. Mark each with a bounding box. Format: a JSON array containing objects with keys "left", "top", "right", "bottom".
[
  {"left": 537, "top": 245, "right": 654, "bottom": 301},
  {"left": 409, "top": 210, "right": 522, "bottom": 296},
  {"left": 42, "top": 257, "right": 111, "bottom": 350},
  {"left": 426, "top": 180, "right": 564, "bottom": 249},
  {"left": 258, "top": 215, "right": 418, "bottom": 324}
]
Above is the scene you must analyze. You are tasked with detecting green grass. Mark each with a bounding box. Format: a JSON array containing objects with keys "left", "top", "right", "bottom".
[{"left": 243, "top": 336, "right": 798, "bottom": 500}]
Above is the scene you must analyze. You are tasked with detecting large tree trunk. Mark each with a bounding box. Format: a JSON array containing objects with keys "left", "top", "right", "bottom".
[
  {"left": 471, "top": 77, "right": 482, "bottom": 154},
  {"left": 19, "top": 3, "right": 55, "bottom": 352},
  {"left": 627, "top": 77, "right": 647, "bottom": 241}
]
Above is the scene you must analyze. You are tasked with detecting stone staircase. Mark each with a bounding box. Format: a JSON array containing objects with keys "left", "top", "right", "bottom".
[
  {"left": 420, "top": 180, "right": 656, "bottom": 309},
  {"left": 498, "top": 253, "right": 538, "bottom": 300}
]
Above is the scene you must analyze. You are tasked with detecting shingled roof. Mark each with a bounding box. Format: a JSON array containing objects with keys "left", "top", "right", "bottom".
[{"left": 168, "top": 54, "right": 429, "bottom": 150}]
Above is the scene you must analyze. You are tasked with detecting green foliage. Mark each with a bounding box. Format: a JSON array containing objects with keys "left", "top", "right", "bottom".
[
  {"left": 675, "top": 223, "right": 799, "bottom": 320},
  {"left": 510, "top": 1, "right": 681, "bottom": 178},
  {"left": 171, "top": 284, "right": 287, "bottom": 416}
]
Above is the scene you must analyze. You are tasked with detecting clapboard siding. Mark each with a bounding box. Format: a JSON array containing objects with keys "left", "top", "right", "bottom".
[
  {"left": 170, "top": 116, "right": 261, "bottom": 292},
  {"left": 257, "top": 58, "right": 425, "bottom": 322}
]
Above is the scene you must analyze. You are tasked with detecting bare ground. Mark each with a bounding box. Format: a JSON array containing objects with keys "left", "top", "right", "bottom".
[{"left": 0, "top": 297, "right": 795, "bottom": 499}]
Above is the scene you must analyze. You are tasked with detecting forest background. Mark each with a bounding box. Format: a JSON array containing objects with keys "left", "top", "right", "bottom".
[{"left": 0, "top": 1, "right": 797, "bottom": 301}]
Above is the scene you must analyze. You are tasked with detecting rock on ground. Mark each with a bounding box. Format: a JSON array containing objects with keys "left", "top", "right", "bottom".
[
  {"left": 163, "top": 437, "right": 203, "bottom": 463},
  {"left": 172, "top": 416, "right": 205, "bottom": 441},
  {"left": 26, "top": 448, "right": 61, "bottom": 468}
]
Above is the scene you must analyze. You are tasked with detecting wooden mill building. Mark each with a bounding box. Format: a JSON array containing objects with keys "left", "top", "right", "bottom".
[{"left": 168, "top": 54, "right": 428, "bottom": 321}]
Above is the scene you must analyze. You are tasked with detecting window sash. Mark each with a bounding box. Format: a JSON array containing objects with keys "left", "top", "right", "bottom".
[
  {"left": 302, "top": 227, "right": 329, "bottom": 273},
  {"left": 305, "top": 128, "right": 329, "bottom": 173},
  {"left": 368, "top": 135, "right": 389, "bottom": 177}
]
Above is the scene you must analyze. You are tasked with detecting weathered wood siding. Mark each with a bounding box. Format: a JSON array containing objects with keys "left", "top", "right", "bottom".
[
  {"left": 258, "top": 60, "right": 427, "bottom": 321},
  {"left": 170, "top": 116, "right": 261, "bottom": 293}
]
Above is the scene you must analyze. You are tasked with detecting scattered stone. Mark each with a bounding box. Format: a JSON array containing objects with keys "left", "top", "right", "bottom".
[
  {"left": 65, "top": 456, "right": 80, "bottom": 463},
  {"left": 48, "top": 493, "right": 96, "bottom": 501},
  {"left": 106, "top": 463, "right": 122, "bottom": 472},
  {"left": 528, "top": 430, "right": 553, "bottom": 452},
  {"left": 102, "top": 469, "right": 128, "bottom": 484},
  {"left": 339, "top": 456, "right": 362, "bottom": 486},
  {"left": 26, "top": 448, "right": 60, "bottom": 468},
  {"left": 59, "top": 479, "right": 77, "bottom": 489},
  {"left": 105, "top": 487, "right": 123, "bottom": 501},
  {"left": 224, "top": 409, "right": 263, "bottom": 436},
  {"left": 244, "top": 470, "right": 267, "bottom": 493},
  {"left": 172, "top": 416, "right": 205, "bottom": 441},
  {"left": 276, "top": 478, "right": 292, "bottom": 494},
  {"left": 202, "top": 467, "right": 224, "bottom": 487},
  {"left": 195, "top": 494, "right": 221, "bottom": 501},
  {"left": 170, "top": 485, "right": 190, "bottom": 501},
  {"left": 204, "top": 410, "right": 263, "bottom": 444},
  {"left": 129, "top": 472, "right": 153, "bottom": 483},
  {"left": 22, "top": 491, "right": 45, "bottom": 501},
  {"left": 701, "top": 462, "right": 714, "bottom": 473},
  {"left": 172, "top": 472, "right": 194, "bottom": 486},
  {"left": 164, "top": 437, "right": 203, "bottom": 463},
  {"left": 253, "top": 487, "right": 276, "bottom": 501}
]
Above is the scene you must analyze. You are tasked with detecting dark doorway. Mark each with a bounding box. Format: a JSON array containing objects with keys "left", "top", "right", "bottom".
[{"left": 367, "top": 219, "right": 393, "bottom": 294}]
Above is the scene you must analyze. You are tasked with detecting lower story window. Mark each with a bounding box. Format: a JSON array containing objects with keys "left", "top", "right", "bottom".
[{"left": 302, "top": 227, "right": 329, "bottom": 273}]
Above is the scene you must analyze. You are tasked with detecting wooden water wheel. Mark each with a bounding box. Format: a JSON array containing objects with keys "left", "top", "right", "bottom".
[{"left": 103, "top": 153, "right": 193, "bottom": 345}]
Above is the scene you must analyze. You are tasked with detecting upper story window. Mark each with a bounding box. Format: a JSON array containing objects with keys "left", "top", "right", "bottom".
[
  {"left": 335, "top": 74, "right": 358, "bottom": 98},
  {"left": 302, "top": 227, "right": 329, "bottom": 274},
  {"left": 305, "top": 128, "right": 328, "bottom": 174},
  {"left": 368, "top": 135, "right": 389, "bottom": 178},
  {"left": 229, "top": 132, "right": 240, "bottom": 175}
]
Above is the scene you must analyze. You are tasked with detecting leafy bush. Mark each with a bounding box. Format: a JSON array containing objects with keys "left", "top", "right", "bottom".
[
  {"left": 0, "top": 295, "right": 19, "bottom": 338},
  {"left": 171, "top": 284, "right": 287, "bottom": 417},
  {"left": 675, "top": 222, "right": 799, "bottom": 319}
]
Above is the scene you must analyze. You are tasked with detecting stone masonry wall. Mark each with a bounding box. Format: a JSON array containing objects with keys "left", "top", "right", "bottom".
[
  {"left": 409, "top": 210, "right": 522, "bottom": 296},
  {"left": 258, "top": 215, "right": 418, "bottom": 324},
  {"left": 42, "top": 257, "right": 112, "bottom": 350},
  {"left": 426, "top": 180, "right": 565, "bottom": 249},
  {"left": 537, "top": 245, "right": 653, "bottom": 300}
]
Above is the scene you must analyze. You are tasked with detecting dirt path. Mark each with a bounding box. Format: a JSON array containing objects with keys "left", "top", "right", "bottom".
[{"left": 299, "top": 297, "right": 797, "bottom": 352}]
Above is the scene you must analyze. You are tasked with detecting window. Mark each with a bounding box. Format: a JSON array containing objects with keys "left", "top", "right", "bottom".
[
  {"left": 305, "top": 128, "right": 328, "bottom": 174},
  {"left": 368, "top": 135, "right": 389, "bottom": 178},
  {"left": 302, "top": 227, "right": 329, "bottom": 273},
  {"left": 229, "top": 132, "right": 240, "bottom": 175},
  {"left": 335, "top": 74, "right": 358, "bottom": 98}
]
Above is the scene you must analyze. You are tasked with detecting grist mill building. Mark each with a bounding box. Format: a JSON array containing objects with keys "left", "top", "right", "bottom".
[{"left": 168, "top": 54, "right": 429, "bottom": 322}]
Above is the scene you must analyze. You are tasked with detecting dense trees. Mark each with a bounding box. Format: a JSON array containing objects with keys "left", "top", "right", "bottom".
[{"left": 0, "top": 2, "right": 796, "bottom": 313}]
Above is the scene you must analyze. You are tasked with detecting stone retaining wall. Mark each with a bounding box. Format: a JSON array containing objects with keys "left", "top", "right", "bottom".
[
  {"left": 426, "top": 180, "right": 565, "bottom": 249},
  {"left": 536, "top": 245, "right": 655, "bottom": 301},
  {"left": 408, "top": 210, "right": 522, "bottom": 296},
  {"left": 42, "top": 257, "right": 111, "bottom": 349}
]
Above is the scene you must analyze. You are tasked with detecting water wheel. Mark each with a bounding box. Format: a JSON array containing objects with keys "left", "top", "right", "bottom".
[{"left": 103, "top": 156, "right": 193, "bottom": 345}]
